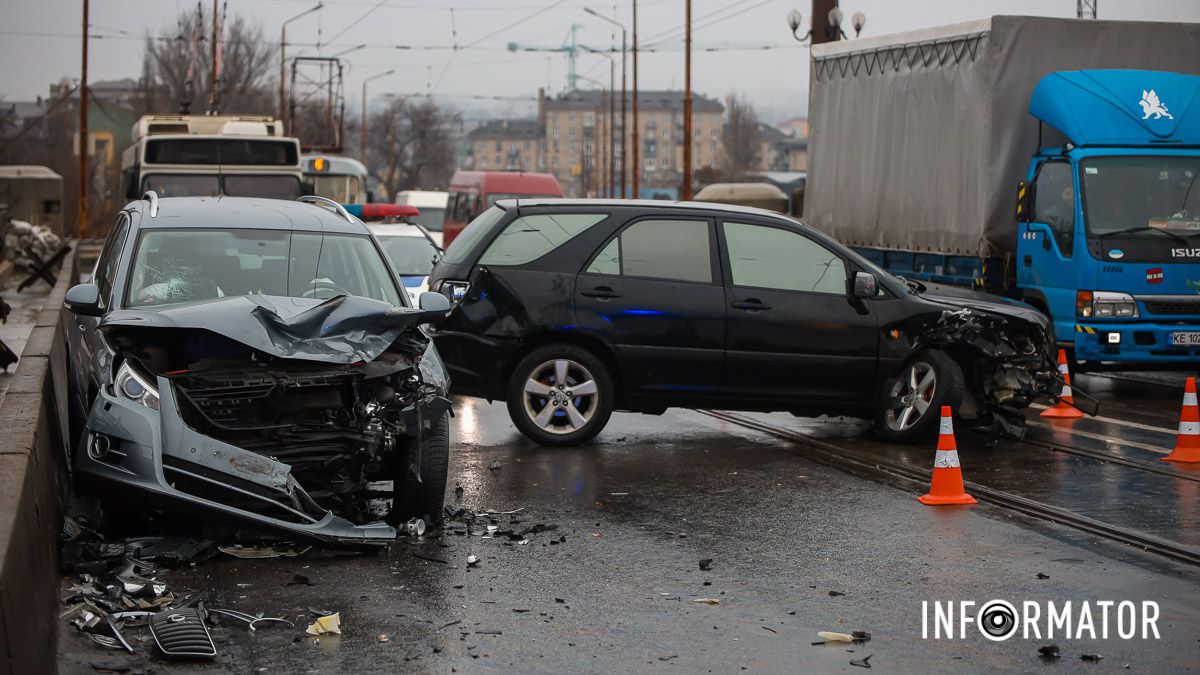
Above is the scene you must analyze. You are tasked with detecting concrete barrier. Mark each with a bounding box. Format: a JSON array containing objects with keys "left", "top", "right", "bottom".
[{"left": 0, "top": 249, "right": 75, "bottom": 675}]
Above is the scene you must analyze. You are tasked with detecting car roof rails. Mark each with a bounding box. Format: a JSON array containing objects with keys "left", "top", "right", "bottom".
[
  {"left": 296, "top": 195, "right": 355, "bottom": 224},
  {"left": 141, "top": 191, "right": 159, "bottom": 218}
]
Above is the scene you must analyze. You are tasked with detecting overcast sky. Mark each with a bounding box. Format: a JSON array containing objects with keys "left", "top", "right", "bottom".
[{"left": 2, "top": 0, "right": 1200, "bottom": 123}]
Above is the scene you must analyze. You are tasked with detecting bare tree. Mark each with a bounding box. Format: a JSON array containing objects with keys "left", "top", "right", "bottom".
[
  {"left": 361, "top": 98, "right": 461, "bottom": 200},
  {"left": 145, "top": 6, "right": 275, "bottom": 115},
  {"left": 721, "top": 92, "right": 761, "bottom": 176}
]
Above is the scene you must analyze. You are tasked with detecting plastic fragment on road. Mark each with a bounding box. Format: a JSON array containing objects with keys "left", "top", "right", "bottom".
[
  {"left": 466, "top": 554, "right": 479, "bottom": 567},
  {"left": 817, "top": 631, "right": 854, "bottom": 643},
  {"left": 1038, "top": 644, "right": 1062, "bottom": 659},
  {"left": 850, "top": 654, "right": 873, "bottom": 668},
  {"left": 692, "top": 598, "right": 721, "bottom": 605},
  {"left": 218, "top": 544, "right": 311, "bottom": 559},
  {"left": 699, "top": 558, "right": 713, "bottom": 571},
  {"left": 1081, "top": 653, "right": 1104, "bottom": 662},
  {"left": 305, "top": 612, "right": 342, "bottom": 636}
]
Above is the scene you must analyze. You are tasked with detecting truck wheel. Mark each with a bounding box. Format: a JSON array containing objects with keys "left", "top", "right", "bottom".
[
  {"left": 393, "top": 411, "right": 450, "bottom": 526},
  {"left": 506, "top": 344, "right": 614, "bottom": 446},
  {"left": 874, "top": 350, "right": 965, "bottom": 443}
]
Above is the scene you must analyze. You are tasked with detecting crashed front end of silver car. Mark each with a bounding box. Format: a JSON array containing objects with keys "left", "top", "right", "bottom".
[{"left": 75, "top": 294, "right": 450, "bottom": 549}]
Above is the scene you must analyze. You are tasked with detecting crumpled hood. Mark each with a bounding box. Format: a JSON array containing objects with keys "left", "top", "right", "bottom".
[
  {"left": 919, "top": 283, "right": 1052, "bottom": 333},
  {"left": 99, "top": 294, "right": 428, "bottom": 363}
]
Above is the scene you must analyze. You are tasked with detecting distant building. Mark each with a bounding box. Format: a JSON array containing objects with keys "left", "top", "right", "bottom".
[
  {"left": 542, "top": 89, "right": 724, "bottom": 198},
  {"left": 467, "top": 119, "right": 544, "bottom": 171},
  {"left": 777, "top": 116, "right": 809, "bottom": 139}
]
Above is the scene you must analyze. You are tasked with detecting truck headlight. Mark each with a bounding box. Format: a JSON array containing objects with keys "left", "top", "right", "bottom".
[
  {"left": 114, "top": 361, "right": 160, "bottom": 410},
  {"left": 1078, "top": 291, "right": 1138, "bottom": 319}
]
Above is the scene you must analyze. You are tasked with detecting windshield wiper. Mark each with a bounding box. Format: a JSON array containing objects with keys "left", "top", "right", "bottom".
[{"left": 1098, "top": 226, "right": 1187, "bottom": 244}]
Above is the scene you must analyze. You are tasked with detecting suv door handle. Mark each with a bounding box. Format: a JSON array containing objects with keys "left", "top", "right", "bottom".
[
  {"left": 582, "top": 286, "right": 622, "bottom": 299},
  {"left": 731, "top": 298, "right": 772, "bottom": 311}
]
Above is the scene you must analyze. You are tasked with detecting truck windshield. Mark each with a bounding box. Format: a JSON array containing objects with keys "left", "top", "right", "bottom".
[
  {"left": 1080, "top": 156, "right": 1200, "bottom": 237},
  {"left": 142, "top": 174, "right": 302, "bottom": 200}
]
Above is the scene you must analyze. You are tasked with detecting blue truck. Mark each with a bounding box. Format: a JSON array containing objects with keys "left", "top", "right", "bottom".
[{"left": 805, "top": 16, "right": 1200, "bottom": 369}]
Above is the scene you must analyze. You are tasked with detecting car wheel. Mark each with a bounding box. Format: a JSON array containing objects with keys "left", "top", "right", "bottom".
[
  {"left": 506, "top": 344, "right": 614, "bottom": 446},
  {"left": 393, "top": 411, "right": 450, "bottom": 526},
  {"left": 874, "top": 350, "right": 965, "bottom": 443}
]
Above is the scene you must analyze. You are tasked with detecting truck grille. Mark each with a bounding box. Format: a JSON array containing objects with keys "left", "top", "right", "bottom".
[{"left": 1142, "top": 298, "right": 1200, "bottom": 316}]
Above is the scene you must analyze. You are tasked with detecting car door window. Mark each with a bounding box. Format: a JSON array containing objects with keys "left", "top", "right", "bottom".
[
  {"left": 479, "top": 213, "right": 608, "bottom": 266},
  {"left": 723, "top": 221, "right": 846, "bottom": 294},
  {"left": 94, "top": 213, "right": 130, "bottom": 309},
  {"left": 1032, "top": 162, "right": 1074, "bottom": 258},
  {"left": 586, "top": 219, "right": 712, "bottom": 283}
]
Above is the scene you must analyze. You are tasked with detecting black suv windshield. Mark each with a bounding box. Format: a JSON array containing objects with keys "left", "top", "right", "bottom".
[
  {"left": 1080, "top": 156, "right": 1200, "bottom": 237},
  {"left": 126, "top": 228, "right": 401, "bottom": 308}
]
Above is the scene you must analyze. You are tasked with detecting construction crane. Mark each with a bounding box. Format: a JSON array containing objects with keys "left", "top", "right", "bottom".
[{"left": 508, "top": 24, "right": 596, "bottom": 91}]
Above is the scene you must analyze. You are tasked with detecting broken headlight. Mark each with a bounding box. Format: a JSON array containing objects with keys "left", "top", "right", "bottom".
[{"left": 114, "top": 361, "right": 160, "bottom": 410}]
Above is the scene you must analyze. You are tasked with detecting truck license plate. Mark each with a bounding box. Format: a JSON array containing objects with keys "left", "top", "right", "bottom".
[{"left": 1169, "top": 332, "right": 1200, "bottom": 346}]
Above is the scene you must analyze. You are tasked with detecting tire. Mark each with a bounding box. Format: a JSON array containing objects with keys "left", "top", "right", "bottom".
[
  {"left": 506, "top": 344, "right": 614, "bottom": 446},
  {"left": 874, "top": 349, "right": 965, "bottom": 443},
  {"left": 393, "top": 411, "right": 450, "bottom": 526}
]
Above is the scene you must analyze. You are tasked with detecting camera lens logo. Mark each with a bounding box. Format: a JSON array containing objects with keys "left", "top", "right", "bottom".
[{"left": 978, "top": 600, "right": 1019, "bottom": 641}]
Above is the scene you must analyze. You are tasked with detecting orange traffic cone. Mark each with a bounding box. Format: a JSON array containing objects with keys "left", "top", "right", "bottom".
[
  {"left": 1041, "top": 349, "right": 1085, "bottom": 419},
  {"left": 918, "top": 406, "right": 977, "bottom": 506},
  {"left": 1162, "top": 377, "right": 1200, "bottom": 463}
]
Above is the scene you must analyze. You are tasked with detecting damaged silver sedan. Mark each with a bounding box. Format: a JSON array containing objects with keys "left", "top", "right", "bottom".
[{"left": 64, "top": 194, "right": 452, "bottom": 548}]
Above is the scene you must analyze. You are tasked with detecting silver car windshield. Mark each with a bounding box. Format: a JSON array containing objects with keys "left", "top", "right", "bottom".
[{"left": 126, "top": 228, "right": 402, "bottom": 308}]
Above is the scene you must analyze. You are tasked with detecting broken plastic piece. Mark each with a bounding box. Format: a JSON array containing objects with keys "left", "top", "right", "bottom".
[
  {"left": 692, "top": 598, "right": 721, "bottom": 605},
  {"left": 466, "top": 554, "right": 479, "bottom": 567},
  {"left": 403, "top": 518, "right": 426, "bottom": 537},
  {"left": 218, "top": 544, "right": 312, "bottom": 559},
  {"left": 850, "top": 654, "right": 873, "bottom": 668},
  {"left": 1038, "top": 644, "right": 1062, "bottom": 659},
  {"left": 1081, "top": 654, "right": 1103, "bottom": 662},
  {"left": 818, "top": 631, "right": 855, "bottom": 643},
  {"left": 150, "top": 607, "right": 216, "bottom": 659},
  {"left": 305, "top": 612, "right": 342, "bottom": 636},
  {"left": 699, "top": 559, "right": 713, "bottom": 571}
]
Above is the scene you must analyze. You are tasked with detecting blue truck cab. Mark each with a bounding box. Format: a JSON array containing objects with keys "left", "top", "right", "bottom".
[{"left": 1016, "top": 70, "right": 1200, "bottom": 367}]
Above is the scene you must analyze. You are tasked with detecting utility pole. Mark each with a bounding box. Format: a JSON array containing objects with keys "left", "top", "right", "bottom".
[
  {"left": 682, "top": 0, "right": 692, "bottom": 200},
  {"left": 209, "top": 0, "right": 219, "bottom": 112},
  {"left": 582, "top": 7, "right": 627, "bottom": 197},
  {"left": 361, "top": 70, "right": 395, "bottom": 163},
  {"left": 78, "top": 0, "right": 89, "bottom": 238},
  {"left": 609, "top": 55, "right": 616, "bottom": 197},
  {"left": 631, "top": 0, "right": 639, "bottom": 199},
  {"left": 280, "top": 4, "right": 324, "bottom": 132},
  {"left": 811, "top": 0, "right": 839, "bottom": 45},
  {"left": 1077, "top": 0, "right": 1097, "bottom": 19}
]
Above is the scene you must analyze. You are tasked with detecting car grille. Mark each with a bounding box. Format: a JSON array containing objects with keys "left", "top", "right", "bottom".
[
  {"left": 150, "top": 608, "right": 216, "bottom": 659},
  {"left": 1143, "top": 298, "right": 1200, "bottom": 316}
]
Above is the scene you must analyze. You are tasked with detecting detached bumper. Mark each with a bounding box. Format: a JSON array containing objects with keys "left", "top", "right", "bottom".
[
  {"left": 1072, "top": 321, "right": 1200, "bottom": 364},
  {"left": 74, "top": 378, "right": 397, "bottom": 549}
]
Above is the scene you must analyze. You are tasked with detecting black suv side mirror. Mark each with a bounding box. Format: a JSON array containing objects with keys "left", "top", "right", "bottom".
[
  {"left": 64, "top": 283, "right": 103, "bottom": 317},
  {"left": 851, "top": 272, "right": 877, "bottom": 299}
]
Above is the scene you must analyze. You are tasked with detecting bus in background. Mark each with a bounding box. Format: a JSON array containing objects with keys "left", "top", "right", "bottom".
[
  {"left": 395, "top": 190, "right": 449, "bottom": 245},
  {"left": 443, "top": 170, "right": 562, "bottom": 246},
  {"left": 121, "top": 115, "right": 303, "bottom": 200},
  {"left": 303, "top": 155, "right": 369, "bottom": 205}
]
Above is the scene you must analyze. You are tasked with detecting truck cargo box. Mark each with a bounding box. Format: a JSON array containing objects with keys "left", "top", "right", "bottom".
[{"left": 805, "top": 16, "right": 1200, "bottom": 258}]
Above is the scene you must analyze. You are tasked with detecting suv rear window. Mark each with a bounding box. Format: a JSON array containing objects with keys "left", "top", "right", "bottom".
[
  {"left": 441, "top": 206, "right": 506, "bottom": 264},
  {"left": 478, "top": 213, "right": 608, "bottom": 266}
]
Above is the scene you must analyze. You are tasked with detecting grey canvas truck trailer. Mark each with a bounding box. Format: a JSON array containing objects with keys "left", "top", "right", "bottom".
[{"left": 804, "top": 16, "right": 1200, "bottom": 367}]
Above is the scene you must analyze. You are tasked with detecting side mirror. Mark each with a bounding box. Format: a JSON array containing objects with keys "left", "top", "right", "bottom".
[
  {"left": 417, "top": 291, "right": 451, "bottom": 322},
  {"left": 64, "top": 283, "right": 103, "bottom": 317},
  {"left": 1015, "top": 180, "right": 1035, "bottom": 223},
  {"left": 851, "top": 272, "right": 877, "bottom": 299}
]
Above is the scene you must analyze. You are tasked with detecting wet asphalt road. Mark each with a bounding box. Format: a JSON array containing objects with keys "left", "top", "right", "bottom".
[{"left": 60, "top": 382, "right": 1200, "bottom": 674}]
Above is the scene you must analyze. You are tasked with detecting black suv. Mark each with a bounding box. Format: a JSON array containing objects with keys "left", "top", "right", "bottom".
[{"left": 430, "top": 199, "right": 1061, "bottom": 446}]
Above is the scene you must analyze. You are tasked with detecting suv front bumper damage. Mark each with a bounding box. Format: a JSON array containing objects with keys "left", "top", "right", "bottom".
[{"left": 76, "top": 375, "right": 398, "bottom": 549}]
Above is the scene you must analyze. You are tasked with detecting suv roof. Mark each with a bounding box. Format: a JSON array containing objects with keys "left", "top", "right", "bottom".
[
  {"left": 494, "top": 198, "right": 802, "bottom": 225},
  {"left": 128, "top": 195, "right": 372, "bottom": 235}
]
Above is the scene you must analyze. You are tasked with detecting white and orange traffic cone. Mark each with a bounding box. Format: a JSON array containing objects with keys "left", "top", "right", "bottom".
[
  {"left": 1162, "top": 377, "right": 1200, "bottom": 463},
  {"left": 1041, "top": 349, "right": 1085, "bottom": 419},
  {"left": 918, "top": 406, "right": 977, "bottom": 506}
]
